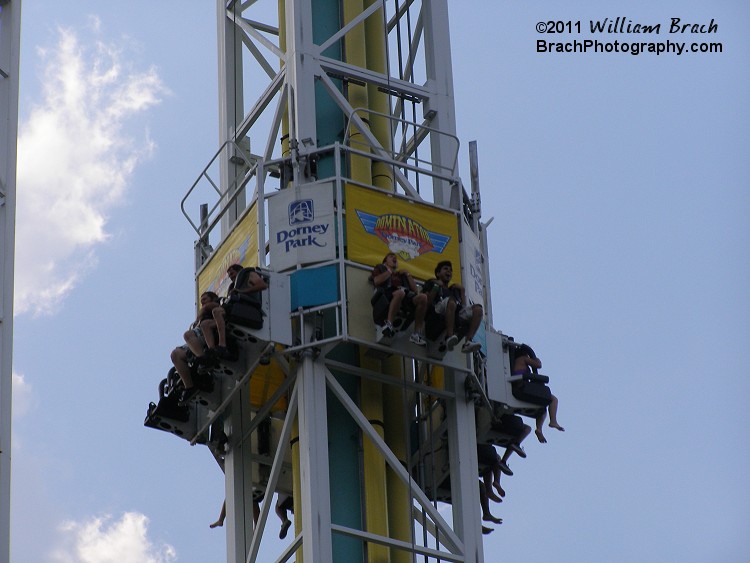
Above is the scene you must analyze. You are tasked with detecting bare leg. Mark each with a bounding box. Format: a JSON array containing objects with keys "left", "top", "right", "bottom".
[
  {"left": 444, "top": 299, "right": 457, "bottom": 337},
  {"left": 535, "top": 408, "right": 548, "bottom": 443},
  {"left": 184, "top": 329, "right": 205, "bottom": 357},
  {"left": 412, "top": 292, "right": 428, "bottom": 333},
  {"left": 171, "top": 347, "right": 194, "bottom": 389},
  {"left": 501, "top": 447, "right": 513, "bottom": 466},
  {"left": 465, "top": 304, "right": 483, "bottom": 341},
  {"left": 483, "top": 470, "right": 502, "bottom": 503},
  {"left": 480, "top": 482, "right": 502, "bottom": 524},
  {"left": 503, "top": 425, "right": 530, "bottom": 465},
  {"left": 548, "top": 394, "right": 565, "bottom": 431},
  {"left": 493, "top": 480, "right": 506, "bottom": 498},
  {"left": 201, "top": 319, "right": 217, "bottom": 350},
  {"left": 210, "top": 500, "right": 226, "bottom": 528},
  {"left": 212, "top": 307, "right": 228, "bottom": 348},
  {"left": 387, "top": 289, "right": 405, "bottom": 324},
  {"left": 276, "top": 494, "right": 292, "bottom": 539},
  {"left": 492, "top": 463, "right": 503, "bottom": 494}
]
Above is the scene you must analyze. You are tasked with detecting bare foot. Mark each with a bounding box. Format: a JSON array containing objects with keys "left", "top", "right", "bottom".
[
  {"left": 549, "top": 423, "right": 565, "bottom": 432},
  {"left": 482, "top": 526, "right": 494, "bottom": 535},
  {"left": 492, "top": 481, "right": 506, "bottom": 498},
  {"left": 209, "top": 519, "right": 224, "bottom": 529},
  {"left": 483, "top": 514, "right": 503, "bottom": 524},
  {"left": 487, "top": 490, "right": 503, "bottom": 503},
  {"left": 535, "top": 428, "right": 547, "bottom": 443}
]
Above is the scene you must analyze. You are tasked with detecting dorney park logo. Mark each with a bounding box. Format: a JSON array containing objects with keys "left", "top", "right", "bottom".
[
  {"left": 276, "top": 198, "right": 329, "bottom": 252},
  {"left": 355, "top": 210, "right": 450, "bottom": 260}
]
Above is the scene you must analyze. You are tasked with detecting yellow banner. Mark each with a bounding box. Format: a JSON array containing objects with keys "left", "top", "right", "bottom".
[
  {"left": 345, "top": 184, "right": 461, "bottom": 283},
  {"left": 197, "top": 202, "right": 259, "bottom": 298}
]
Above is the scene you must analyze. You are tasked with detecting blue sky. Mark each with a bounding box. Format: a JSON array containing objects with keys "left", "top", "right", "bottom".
[{"left": 10, "top": 1, "right": 749, "bottom": 562}]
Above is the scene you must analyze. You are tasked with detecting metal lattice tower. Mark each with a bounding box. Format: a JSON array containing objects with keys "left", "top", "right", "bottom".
[{"left": 157, "top": 1, "right": 506, "bottom": 561}]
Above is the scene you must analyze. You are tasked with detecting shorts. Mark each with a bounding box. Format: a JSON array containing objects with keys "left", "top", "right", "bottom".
[
  {"left": 277, "top": 493, "right": 294, "bottom": 512},
  {"left": 458, "top": 306, "right": 473, "bottom": 322},
  {"left": 177, "top": 344, "right": 195, "bottom": 363},
  {"left": 477, "top": 444, "right": 500, "bottom": 465},
  {"left": 434, "top": 298, "right": 472, "bottom": 322},
  {"left": 434, "top": 297, "right": 450, "bottom": 315}
]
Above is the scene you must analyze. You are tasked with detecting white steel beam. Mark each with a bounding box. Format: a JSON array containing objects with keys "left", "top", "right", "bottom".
[
  {"left": 218, "top": 0, "right": 247, "bottom": 232},
  {"left": 422, "top": 0, "right": 460, "bottom": 208},
  {"left": 225, "top": 392, "right": 259, "bottom": 563},
  {"left": 0, "top": 1, "right": 21, "bottom": 560},
  {"left": 444, "top": 368, "right": 484, "bottom": 561},
  {"left": 283, "top": 0, "right": 318, "bottom": 182},
  {"left": 296, "top": 348, "right": 334, "bottom": 561}
]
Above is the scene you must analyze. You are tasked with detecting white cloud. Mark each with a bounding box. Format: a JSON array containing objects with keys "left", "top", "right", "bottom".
[
  {"left": 50, "top": 512, "right": 177, "bottom": 563},
  {"left": 11, "top": 371, "right": 33, "bottom": 418},
  {"left": 14, "top": 24, "right": 167, "bottom": 316}
]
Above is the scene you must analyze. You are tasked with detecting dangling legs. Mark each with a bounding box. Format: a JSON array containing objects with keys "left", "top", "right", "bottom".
[
  {"left": 535, "top": 409, "right": 548, "bottom": 443},
  {"left": 548, "top": 394, "right": 565, "bottom": 431},
  {"left": 210, "top": 500, "right": 226, "bottom": 529},
  {"left": 412, "top": 292, "right": 428, "bottom": 334},
  {"left": 483, "top": 469, "right": 502, "bottom": 503},
  {"left": 480, "top": 482, "right": 502, "bottom": 524},
  {"left": 212, "top": 307, "right": 228, "bottom": 348},
  {"left": 171, "top": 346, "right": 194, "bottom": 389}
]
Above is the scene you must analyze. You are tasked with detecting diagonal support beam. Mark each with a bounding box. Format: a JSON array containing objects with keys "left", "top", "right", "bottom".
[
  {"left": 318, "top": 0, "right": 383, "bottom": 54},
  {"left": 231, "top": 11, "right": 285, "bottom": 59},
  {"left": 240, "top": 31, "right": 278, "bottom": 80},
  {"left": 235, "top": 69, "right": 286, "bottom": 142},
  {"left": 317, "top": 71, "right": 420, "bottom": 199},
  {"left": 246, "top": 385, "right": 299, "bottom": 563},
  {"left": 331, "top": 523, "right": 465, "bottom": 562},
  {"left": 324, "top": 369, "right": 464, "bottom": 555}
]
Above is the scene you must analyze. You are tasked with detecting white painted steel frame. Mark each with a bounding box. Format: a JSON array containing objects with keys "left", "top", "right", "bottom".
[
  {"left": 422, "top": 0, "right": 460, "bottom": 208},
  {"left": 0, "top": 1, "right": 21, "bottom": 560},
  {"left": 213, "top": 1, "right": 485, "bottom": 561}
]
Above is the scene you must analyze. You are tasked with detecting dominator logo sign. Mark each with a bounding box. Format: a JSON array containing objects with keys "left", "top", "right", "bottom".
[
  {"left": 276, "top": 198, "right": 329, "bottom": 252},
  {"left": 355, "top": 210, "right": 450, "bottom": 260}
]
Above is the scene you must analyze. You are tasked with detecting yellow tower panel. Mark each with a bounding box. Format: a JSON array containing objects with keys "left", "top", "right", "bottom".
[{"left": 345, "top": 184, "right": 461, "bottom": 284}]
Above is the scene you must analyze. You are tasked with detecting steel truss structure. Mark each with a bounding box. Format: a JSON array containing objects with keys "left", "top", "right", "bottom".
[{"left": 180, "top": 1, "right": 495, "bottom": 561}]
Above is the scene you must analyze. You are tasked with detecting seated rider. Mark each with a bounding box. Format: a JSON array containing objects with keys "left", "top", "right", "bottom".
[
  {"left": 370, "top": 252, "right": 428, "bottom": 345},
  {"left": 423, "top": 260, "right": 483, "bottom": 353},
  {"left": 513, "top": 343, "right": 564, "bottom": 443},
  {"left": 483, "top": 414, "right": 531, "bottom": 500},
  {"left": 478, "top": 443, "right": 512, "bottom": 504},
  {"left": 170, "top": 291, "right": 221, "bottom": 403},
  {"left": 209, "top": 264, "right": 268, "bottom": 358}
]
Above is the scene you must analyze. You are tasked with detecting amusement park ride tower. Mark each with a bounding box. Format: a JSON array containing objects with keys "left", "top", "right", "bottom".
[{"left": 144, "top": 1, "right": 554, "bottom": 562}]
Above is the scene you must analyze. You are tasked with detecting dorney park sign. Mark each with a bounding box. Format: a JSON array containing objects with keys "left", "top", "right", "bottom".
[{"left": 268, "top": 182, "right": 336, "bottom": 272}]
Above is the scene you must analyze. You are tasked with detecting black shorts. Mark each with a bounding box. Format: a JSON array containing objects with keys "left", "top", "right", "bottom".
[
  {"left": 278, "top": 494, "right": 294, "bottom": 512},
  {"left": 477, "top": 444, "right": 499, "bottom": 465}
]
